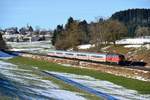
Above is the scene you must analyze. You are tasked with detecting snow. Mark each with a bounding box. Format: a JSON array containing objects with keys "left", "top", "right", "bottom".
[
  {"left": 116, "top": 37, "right": 150, "bottom": 49},
  {"left": 123, "top": 44, "right": 150, "bottom": 49},
  {"left": 116, "top": 37, "right": 150, "bottom": 45},
  {"left": 49, "top": 71, "right": 150, "bottom": 100},
  {"left": 78, "top": 37, "right": 150, "bottom": 50},
  {"left": 0, "top": 61, "right": 87, "bottom": 100},
  {"left": 7, "top": 41, "right": 54, "bottom": 54},
  {"left": 124, "top": 45, "right": 143, "bottom": 48},
  {"left": 78, "top": 44, "right": 95, "bottom": 49},
  {"left": 101, "top": 46, "right": 111, "bottom": 52},
  {"left": 77, "top": 38, "right": 150, "bottom": 50},
  {"left": 145, "top": 44, "right": 150, "bottom": 49},
  {"left": 7, "top": 41, "right": 52, "bottom": 50},
  {"left": 59, "top": 63, "right": 73, "bottom": 67},
  {"left": 48, "top": 90, "right": 86, "bottom": 100}
]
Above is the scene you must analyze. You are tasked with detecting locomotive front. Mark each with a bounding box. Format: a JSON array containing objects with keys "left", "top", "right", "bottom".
[{"left": 106, "top": 54, "right": 125, "bottom": 64}]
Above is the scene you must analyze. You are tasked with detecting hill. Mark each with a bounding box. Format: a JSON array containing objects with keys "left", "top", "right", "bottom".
[{"left": 111, "top": 9, "right": 150, "bottom": 37}]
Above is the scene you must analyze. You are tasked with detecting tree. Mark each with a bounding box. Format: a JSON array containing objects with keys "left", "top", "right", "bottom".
[
  {"left": 28, "top": 26, "right": 34, "bottom": 32},
  {"left": 55, "top": 20, "right": 81, "bottom": 50},
  {"left": 65, "top": 17, "right": 74, "bottom": 29},
  {"left": 55, "top": 30, "right": 70, "bottom": 50},
  {"left": 104, "top": 20, "right": 127, "bottom": 45},
  {"left": 89, "top": 22, "right": 104, "bottom": 51},
  {"left": 54, "top": 17, "right": 90, "bottom": 50},
  {"left": 0, "top": 32, "right": 7, "bottom": 49},
  {"left": 90, "top": 19, "right": 127, "bottom": 48},
  {"left": 78, "top": 20, "right": 90, "bottom": 44},
  {"left": 19, "top": 27, "right": 26, "bottom": 35},
  {"left": 51, "top": 25, "right": 63, "bottom": 45},
  {"left": 135, "top": 26, "right": 150, "bottom": 37},
  {"left": 66, "top": 20, "right": 81, "bottom": 50}
]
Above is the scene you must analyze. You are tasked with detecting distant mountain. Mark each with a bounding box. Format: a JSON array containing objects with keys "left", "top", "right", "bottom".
[
  {"left": 0, "top": 33, "right": 7, "bottom": 49},
  {"left": 111, "top": 9, "right": 150, "bottom": 37}
]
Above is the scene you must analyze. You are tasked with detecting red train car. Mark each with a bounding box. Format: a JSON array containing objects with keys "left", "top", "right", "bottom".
[{"left": 106, "top": 54, "right": 125, "bottom": 64}]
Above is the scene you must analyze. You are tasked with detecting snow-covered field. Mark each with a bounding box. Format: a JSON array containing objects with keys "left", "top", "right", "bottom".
[
  {"left": 6, "top": 41, "right": 54, "bottom": 53},
  {"left": 48, "top": 71, "right": 150, "bottom": 100},
  {"left": 0, "top": 61, "right": 86, "bottom": 100}
]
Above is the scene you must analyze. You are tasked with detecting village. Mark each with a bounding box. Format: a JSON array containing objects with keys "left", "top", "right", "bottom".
[{"left": 0, "top": 25, "right": 52, "bottom": 42}]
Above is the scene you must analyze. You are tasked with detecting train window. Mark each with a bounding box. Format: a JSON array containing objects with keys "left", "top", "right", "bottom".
[
  {"left": 113, "top": 55, "right": 117, "bottom": 57},
  {"left": 77, "top": 54, "right": 86, "bottom": 56},
  {"left": 91, "top": 55, "right": 102, "bottom": 58},
  {"left": 56, "top": 52, "right": 63, "bottom": 54},
  {"left": 65, "top": 53, "right": 74, "bottom": 55},
  {"left": 107, "top": 54, "right": 117, "bottom": 58},
  {"left": 48, "top": 52, "right": 54, "bottom": 53}
]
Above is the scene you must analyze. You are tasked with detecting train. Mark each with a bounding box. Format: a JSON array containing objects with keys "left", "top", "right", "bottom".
[{"left": 47, "top": 50, "right": 125, "bottom": 64}]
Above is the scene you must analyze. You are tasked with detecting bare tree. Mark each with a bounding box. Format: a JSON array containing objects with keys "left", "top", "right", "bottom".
[
  {"left": 90, "top": 19, "right": 127, "bottom": 49},
  {"left": 104, "top": 20, "right": 127, "bottom": 45},
  {"left": 135, "top": 26, "right": 150, "bottom": 37}
]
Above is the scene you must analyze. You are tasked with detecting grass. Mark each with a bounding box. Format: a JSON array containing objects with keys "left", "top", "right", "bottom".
[
  {"left": 6, "top": 57, "right": 150, "bottom": 94},
  {"left": 106, "top": 44, "right": 135, "bottom": 54},
  {"left": 0, "top": 95, "right": 12, "bottom": 100},
  {"left": 43, "top": 76, "right": 100, "bottom": 100}
]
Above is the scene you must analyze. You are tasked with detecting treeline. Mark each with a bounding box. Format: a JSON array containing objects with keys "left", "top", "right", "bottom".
[
  {"left": 111, "top": 8, "right": 150, "bottom": 37},
  {"left": 52, "top": 17, "right": 127, "bottom": 50},
  {"left": 52, "top": 17, "right": 90, "bottom": 50}
]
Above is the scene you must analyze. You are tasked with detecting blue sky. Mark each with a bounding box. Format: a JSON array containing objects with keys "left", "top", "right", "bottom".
[{"left": 0, "top": 0, "right": 150, "bottom": 29}]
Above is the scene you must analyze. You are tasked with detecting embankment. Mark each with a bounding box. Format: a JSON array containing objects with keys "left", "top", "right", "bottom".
[{"left": 21, "top": 53, "right": 150, "bottom": 81}]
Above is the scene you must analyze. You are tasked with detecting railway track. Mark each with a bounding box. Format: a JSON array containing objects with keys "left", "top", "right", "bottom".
[{"left": 14, "top": 51, "right": 149, "bottom": 72}]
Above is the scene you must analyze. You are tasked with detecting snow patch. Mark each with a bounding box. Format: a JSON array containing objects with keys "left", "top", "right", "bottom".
[
  {"left": 48, "top": 89, "right": 86, "bottom": 100},
  {"left": 124, "top": 45, "right": 142, "bottom": 48},
  {"left": 78, "top": 44, "right": 95, "bottom": 49},
  {"left": 49, "top": 71, "right": 150, "bottom": 100},
  {"left": 116, "top": 38, "right": 150, "bottom": 45}
]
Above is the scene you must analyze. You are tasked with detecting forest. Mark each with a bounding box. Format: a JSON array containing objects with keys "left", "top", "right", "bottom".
[{"left": 111, "top": 8, "right": 150, "bottom": 37}]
